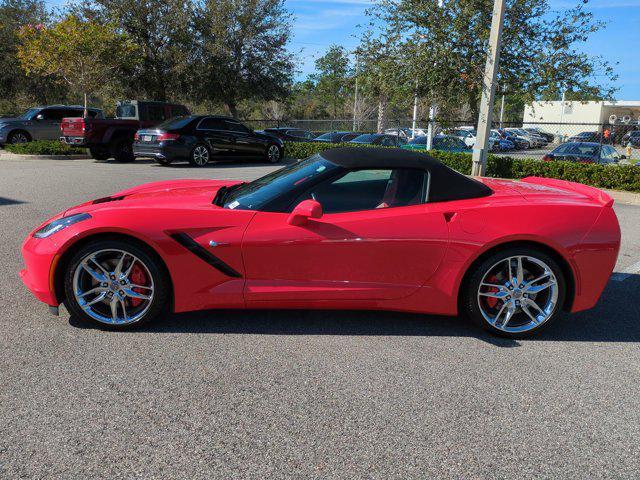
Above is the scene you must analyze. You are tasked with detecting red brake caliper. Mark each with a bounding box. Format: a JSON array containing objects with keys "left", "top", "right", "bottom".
[
  {"left": 129, "top": 263, "right": 148, "bottom": 307},
  {"left": 485, "top": 274, "right": 499, "bottom": 308}
]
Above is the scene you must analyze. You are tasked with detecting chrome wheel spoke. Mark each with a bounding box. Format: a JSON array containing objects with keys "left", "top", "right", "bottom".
[
  {"left": 81, "top": 258, "right": 108, "bottom": 282},
  {"left": 526, "top": 280, "right": 556, "bottom": 294},
  {"left": 78, "top": 286, "right": 107, "bottom": 298},
  {"left": 515, "top": 256, "right": 524, "bottom": 286},
  {"left": 114, "top": 252, "right": 128, "bottom": 278},
  {"left": 82, "top": 292, "right": 107, "bottom": 307},
  {"left": 110, "top": 298, "right": 119, "bottom": 322},
  {"left": 124, "top": 288, "right": 152, "bottom": 300}
]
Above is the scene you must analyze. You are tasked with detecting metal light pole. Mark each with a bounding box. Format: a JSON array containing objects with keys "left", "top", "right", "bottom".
[
  {"left": 352, "top": 53, "right": 359, "bottom": 131},
  {"left": 471, "top": 0, "right": 506, "bottom": 177},
  {"left": 499, "top": 83, "right": 506, "bottom": 128},
  {"left": 425, "top": 0, "right": 444, "bottom": 151},
  {"left": 411, "top": 80, "right": 419, "bottom": 139}
]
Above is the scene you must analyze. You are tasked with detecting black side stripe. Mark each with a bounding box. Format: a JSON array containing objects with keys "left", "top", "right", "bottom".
[{"left": 170, "top": 233, "right": 242, "bottom": 278}]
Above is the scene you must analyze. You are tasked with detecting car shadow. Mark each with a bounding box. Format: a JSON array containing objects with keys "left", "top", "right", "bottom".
[
  {"left": 0, "top": 197, "right": 25, "bottom": 206},
  {"left": 68, "top": 274, "right": 640, "bottom": 347}
]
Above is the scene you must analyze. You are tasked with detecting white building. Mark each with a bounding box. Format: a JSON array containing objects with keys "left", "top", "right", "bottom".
[{"left": 523, "top": 100, "right": 640, "bottom": 137}]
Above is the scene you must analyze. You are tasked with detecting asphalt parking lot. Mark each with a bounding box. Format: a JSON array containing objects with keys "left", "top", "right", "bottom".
[{"left": 1, "top": 156, "right": 640, "bottom": 479}]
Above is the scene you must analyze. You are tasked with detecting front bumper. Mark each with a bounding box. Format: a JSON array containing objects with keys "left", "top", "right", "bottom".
[{"left": 20, "top": 235, "right": 61, "bottom": 307}]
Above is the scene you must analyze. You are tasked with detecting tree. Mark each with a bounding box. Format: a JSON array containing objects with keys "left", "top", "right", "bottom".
[
  {"left": 83, "top": 0, "right": 194, "bottom": 101},
  {"left": 366, "top": 0, "right": 617, "bottom": 119},
  {"left": 311, "top": 45, "right": 351, "bottom": 119},
  {"left": 194, "top": 0, "right": 295, "bottom": 118},
  {"left": 356, "top": 27, "right": 412, "bottom": 132},
  {"left": 17, "top": 15, "right": 139, "bottom": 115},
  {"left": 0, "top": 0, "right": 61, "bottom": 113}
]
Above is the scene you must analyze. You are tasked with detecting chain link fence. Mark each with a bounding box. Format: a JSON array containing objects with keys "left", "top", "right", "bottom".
[{"left": 241, "top": 118, "right": 640, "bottom": 164}]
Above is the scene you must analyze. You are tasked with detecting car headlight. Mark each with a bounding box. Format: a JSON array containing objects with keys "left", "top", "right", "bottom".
[{"left": 33, "top": 213, "right": 91, "bottom": 238}]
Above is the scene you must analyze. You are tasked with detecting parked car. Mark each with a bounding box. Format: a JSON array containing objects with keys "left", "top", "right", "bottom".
[
  {"left": 567, "top": 131, "right": 602, "bottom": 143},
  {"left": 505, "top": 128, "right": 544, "bottom": 148},
  {"left": 500, "top": 130, "right": 530, "bottom": 149},
  {"left": 621, "top": 130, "right": 640, "bottom": 145},
  {"left": 261, "top": 127, "right": 316, "bottom": 142},
  {"left": 402, "top": 134, "right": 470, "bottom": 153},
  {"left": 315, "top": 131, "right": 362, "bottom": 143},
  {"left": 449, "top": 128, "right": 477, "bottom": 147},
  {"left": 20, "top": 147, "right": 621, "bottom": 338},
  {"left": 524, "top": 127, "right": 554, "bottom": 143},
  {"left": 384, "top": 127, "right": 428, "bottom": 138},
  {"left": 133, "top": 115, "right": 285, "bottom": 167},
  {"left": 348, "top": 133, "right": 408, "bottom": 147},
  {"left": 489, "top": 131, "right": 515, "bottom": 151},
  {"left": 542, "top": 142, "right": 624, "bottom": 164},
  {"left": 0, "top": 105, "right": 103, "bottom": 145},
  {"left": 61, "top": 100, "right": 189, "bottom": 162}
]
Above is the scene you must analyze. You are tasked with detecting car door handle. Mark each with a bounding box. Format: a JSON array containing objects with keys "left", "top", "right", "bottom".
[{"left": 209, "top": 240, "right": 229, "bottom": 248}]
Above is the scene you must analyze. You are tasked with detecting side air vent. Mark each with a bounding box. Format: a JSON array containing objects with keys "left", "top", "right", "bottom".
[{"left": 169, "top": 232, "right": 242, "bottom": 278}]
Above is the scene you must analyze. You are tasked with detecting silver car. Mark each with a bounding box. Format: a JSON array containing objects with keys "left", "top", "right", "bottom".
[{"left": 0, "top": 105, "right": 103, "bottom": 145}]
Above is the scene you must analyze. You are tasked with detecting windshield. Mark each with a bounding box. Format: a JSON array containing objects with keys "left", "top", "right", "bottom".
[
  {"left": 116, "top": 104, "right": 137, "bottom": 119},
  {"left": 351, "top": 134, "right": 376, "bottom": 143},
  {"left": 18, "top": 108, "right": 40, "bottom": 120},
  {"left": 315, "top": 132, "right": 334, "bottom": 140},
  {"left": 221, "top": 155, "right": 338, "bottom": 210}
]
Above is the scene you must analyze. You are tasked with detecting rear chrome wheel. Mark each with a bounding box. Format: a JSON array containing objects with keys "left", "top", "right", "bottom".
[
  {"left": 189, "top": 145, "right": 210, "bottom": 167},
  {"left": 64, "top": 240, "right": 168, "bottom": 329},
  {"left": 266, "top": 144, "right": 281, "bottom": 163},
  {"left": 463, "top": 248, "right": 565, "bottom": 338}
]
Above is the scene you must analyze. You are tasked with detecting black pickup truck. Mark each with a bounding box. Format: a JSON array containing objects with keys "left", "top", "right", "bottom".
[{"left": 61, "top": 100, "right": 190, "bottom": 162}]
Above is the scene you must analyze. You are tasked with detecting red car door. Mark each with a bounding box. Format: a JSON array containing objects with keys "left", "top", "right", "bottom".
[{"left": 241, "top": 204, "right": 449, "bottom": 303}]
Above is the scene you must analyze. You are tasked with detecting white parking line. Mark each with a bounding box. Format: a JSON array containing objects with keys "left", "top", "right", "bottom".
[{"left": 611, "top": 260, "right": 640, "bottom": 281}]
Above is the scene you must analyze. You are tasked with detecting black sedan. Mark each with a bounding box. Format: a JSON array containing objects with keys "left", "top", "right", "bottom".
[
  {"left": 133, "top": 115, "right": 285, "bottom": 167},
  {"left": 261, "top": 127, "right": 316, "bottom": 142},
  {"left": 348, "top": 133, "right": 408, "bottom": 147},
  {"left": 315, "top": 131, "right": 362, "bottom": 143},
  {"left": 542, "top": 142, "right": 624, "bottom": 164}
]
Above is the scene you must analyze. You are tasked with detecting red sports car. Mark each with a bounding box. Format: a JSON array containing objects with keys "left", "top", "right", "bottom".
[{"left": 20, "top": 148, "right": 621, "bottom": 337}]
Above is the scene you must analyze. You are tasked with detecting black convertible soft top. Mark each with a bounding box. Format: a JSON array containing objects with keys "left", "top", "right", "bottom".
[{"left": 320, "top": 147, "right": 492, "bottom": 202}]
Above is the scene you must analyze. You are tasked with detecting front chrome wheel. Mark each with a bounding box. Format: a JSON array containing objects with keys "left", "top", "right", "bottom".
[
  {"left": 477, "top": 255, "right": 559, "bottom": 334},
  {"left": 72, "top": 249, "right": 154, "bottom": 326}
]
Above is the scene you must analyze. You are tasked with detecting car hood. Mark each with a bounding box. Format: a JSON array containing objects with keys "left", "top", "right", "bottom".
[
  {"left": 64, "top": 179, "right": 243, "bottom": 216},
  {"left": 0, "top": 117, "right": 23, "bottom": 126}
]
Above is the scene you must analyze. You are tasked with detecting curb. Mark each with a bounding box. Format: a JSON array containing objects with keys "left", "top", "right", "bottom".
[
  {"left": 606, "top": 189, "right": 640, "bottom": 206},
  {"left": 0, "top": 151, "right": 90, "bottom": 160}
]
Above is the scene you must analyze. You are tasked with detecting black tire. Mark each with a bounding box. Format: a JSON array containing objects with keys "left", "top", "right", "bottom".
[
  {"left": 111, "top": 137, "right": 135, "bottom": 163},
  {"left": 63, "top": 239, "right": 169, "bottom": 330},
  {"left": 89, "top": 146, "right": 110, "bottom": 160},
  {"left": 8, "top": 130, "right": 31, "bottom": 144},
  {"left": 188, "top": 143, "right": 210, "bottom": 167},
  {"left": 265, "top": 144, "right": 282, "bottom": 163},
  {"left": 462, "top": 246, "right": 566, "bottom": 338}
]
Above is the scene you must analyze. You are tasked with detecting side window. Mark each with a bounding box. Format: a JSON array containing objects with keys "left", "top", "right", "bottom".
[
  {"left": 170, "top": 106, "right": 189, "bottom": 118},
  {"left": 298, "top": 168, "right": 428, "bottom": 214},
  {"left": 40, "top": 108, "right": 66, "bottom": 121},
  {"left": 147, "top": 105, "right": 166, "bottom": 122},
  {"left": 198, "top": 118, "right": 228, "bottom": 130},
  {"left": 225, "top": 121, "right": 250, "bottom": 133}
]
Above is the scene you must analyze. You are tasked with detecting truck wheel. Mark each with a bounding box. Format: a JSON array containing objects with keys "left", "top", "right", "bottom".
[
  {"left": 89, "top": 146, "right": 110, "bottom": 161},
  {"left": 8, "top": 130, "right": 31, "bottom": 144},
  {"left": 111, "top": 137, "right": 135, "bottom": 163}
]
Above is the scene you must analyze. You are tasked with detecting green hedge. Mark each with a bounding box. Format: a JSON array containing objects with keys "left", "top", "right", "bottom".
[
  {"left": 3, "top": 140, "right": 86, "bottom": 156},
  {"left": 284, "top": 141, "right": 640, "bottom": 192}
]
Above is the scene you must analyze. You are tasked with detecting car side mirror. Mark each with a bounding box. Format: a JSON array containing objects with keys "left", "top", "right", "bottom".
[
  {"left": 287, "top": 199, "right": 323, "bottom": 226},
  {"left": 36, "top": 114, "right": 44, "bottom": 121}
]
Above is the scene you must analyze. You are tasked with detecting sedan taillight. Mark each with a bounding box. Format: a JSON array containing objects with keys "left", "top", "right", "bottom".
[{"left": 157, "top": 133, "right": 180, "bottom": 141}]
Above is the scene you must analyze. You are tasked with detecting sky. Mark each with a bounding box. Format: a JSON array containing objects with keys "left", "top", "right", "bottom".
[{"left": 45, "top": 0, "right": 640, "bottom": 100}]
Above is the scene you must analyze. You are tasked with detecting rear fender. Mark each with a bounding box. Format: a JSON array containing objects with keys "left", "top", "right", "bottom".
[{"left": 521, "top": 177, "right": 614, "bottom": 207}]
